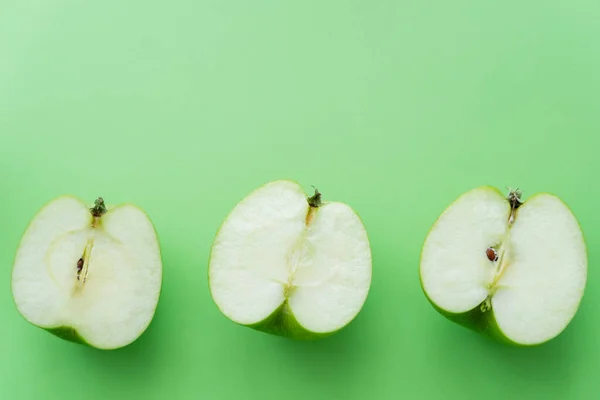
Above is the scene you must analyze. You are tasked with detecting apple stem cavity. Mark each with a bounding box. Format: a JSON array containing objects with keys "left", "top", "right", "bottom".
[
  {"left": 306, "top": 186, "right": 323, "bottom": 226},
  {"left": 506, "top": 187, "right": 523, "bottom": 225}
]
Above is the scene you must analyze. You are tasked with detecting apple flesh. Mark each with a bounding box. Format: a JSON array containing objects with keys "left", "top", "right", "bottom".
[
  {"left": 11, "top": 196, "right": 162, "bottom": 350},
  {"left": 420, "top": 186, "right": 587, "bottom": 346},
  {"left": 208, "top": 180, "right": 372, "bottom": 339}
]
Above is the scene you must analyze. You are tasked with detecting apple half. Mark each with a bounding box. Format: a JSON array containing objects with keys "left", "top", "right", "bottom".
[
  {"left": 420, "top": 186, "right": 587, "bottom": 346},
  {"left": 208, "top": 180, "right": 372, "bottom": 339},
  {"left": 11, "top": 196, "right": 162, "bottom": 350}
]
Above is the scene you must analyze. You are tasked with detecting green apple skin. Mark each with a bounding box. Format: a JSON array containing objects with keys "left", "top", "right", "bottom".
[
  {"left": 419, "top": 186, "right": 587, "bottom": 347},
  {"left": 45, "top": 327, "right": 88, "bottom": 345},
  {"left": 247, "top": 301, "right": 333, "bottom": 341},
  {"left": 422, "top": 291, "right": 519, "bottom": 347},
  {"left": 208, "top": 179, "right": 371, "bottom": 340},
  {"left": 11, "top": 196, "right": 164, "bottom": 350}
]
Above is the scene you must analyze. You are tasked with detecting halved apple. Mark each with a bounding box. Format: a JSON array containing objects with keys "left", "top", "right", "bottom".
[
  {"left": 11, "top": 196, "right": 162, "bottom": 350},
  {"left": 208, "top": 180, "right": 372, "bottom": 339},
  {"left": 420, "top": 186, "right": 587, "bottom": 346}
]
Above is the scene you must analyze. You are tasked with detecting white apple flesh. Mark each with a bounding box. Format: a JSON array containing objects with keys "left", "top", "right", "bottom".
[
  {"left": 420, "top": 186, "right": 587, "bottom": 346},
  {"left": 11, "top": 196, "right": 162, "bottom": 350},
  {"left": 208, "top": 180, "right": 372, "bottom": 339}
]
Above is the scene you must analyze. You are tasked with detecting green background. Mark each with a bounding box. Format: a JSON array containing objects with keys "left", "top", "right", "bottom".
[{"left": 1, "top": 1, "right": 598, "bottom": 399}]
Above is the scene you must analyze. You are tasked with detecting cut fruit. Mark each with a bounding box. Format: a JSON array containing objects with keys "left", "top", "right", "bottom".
[
  {"left": 208, "top": 180, "right": 372, "bottom": 339},
  {"left": 420, "top": 186, "right": 587, "bottom": 346},
  {"left": 11, "top": 196, "right": 162, "bottom": 350}
]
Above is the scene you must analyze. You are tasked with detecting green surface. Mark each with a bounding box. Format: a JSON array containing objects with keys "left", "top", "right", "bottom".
[{"left": 1, "top": 1, "right": 599, "bottom": 399}]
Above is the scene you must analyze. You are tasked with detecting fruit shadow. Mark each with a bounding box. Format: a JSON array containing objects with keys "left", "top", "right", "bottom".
[
  {"left": 256, "top": 313, "right": 375, "bottom": 391},
  {"left": 428, "top": 319, "right": 573, "bottom": 389},
  {"left": 61, "top": 300, "right": 166, "bottom": 386}
]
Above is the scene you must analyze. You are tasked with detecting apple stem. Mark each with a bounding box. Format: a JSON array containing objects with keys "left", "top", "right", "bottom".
[
  {"left": 506, "top": 187, "right": 523, "bottom": 225},
  {"left": 90, "top": 197, "right": 107, "bottom": 218},
  {"left": 307, "top": 186, "right": 323, "bottom": 208}
]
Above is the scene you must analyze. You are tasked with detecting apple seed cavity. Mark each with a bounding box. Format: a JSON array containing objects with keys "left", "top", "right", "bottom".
[
  {"left": 281, "top": 186, "right": 325, "bottom": 298},
  {"left": 484, "top": 188, "right": 525, "bottom": 296},
  {"left": 76, "top": 197, "right": 108, "bottom": 284},
  {"left": 305, "top": 186, "right": 322, "bottom": 225},
  {"left": 76, "top": 258, "right": 84, "bottom": 274}
]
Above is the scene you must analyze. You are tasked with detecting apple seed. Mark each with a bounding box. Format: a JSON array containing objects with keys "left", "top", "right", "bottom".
[{"left": 486, "top": 247, "right": 498, "bottom": 262}]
